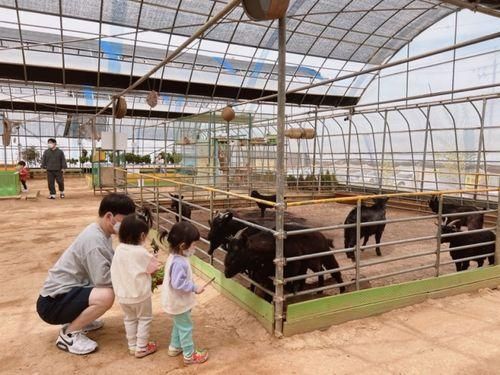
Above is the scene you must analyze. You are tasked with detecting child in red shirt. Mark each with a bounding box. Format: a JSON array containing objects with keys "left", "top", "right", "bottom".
[{"left": 17, "top": 161, "right": 29, "bottom": 192}]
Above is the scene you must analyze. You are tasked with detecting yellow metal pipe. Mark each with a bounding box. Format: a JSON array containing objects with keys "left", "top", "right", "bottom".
[
  {"left": 286, "top": 187, "right": 500, "bottom": 207},
  {"left": 115, "top": 167, "right": 277, "bottom": 207}
]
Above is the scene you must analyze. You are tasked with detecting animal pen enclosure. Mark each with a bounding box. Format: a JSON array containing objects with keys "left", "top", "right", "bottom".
[
  {"left": 1, "top": 0, "right": 500, "bottom": 338},
  {"left": 111, "top": 95, "right": 500, "bottom": 336}
]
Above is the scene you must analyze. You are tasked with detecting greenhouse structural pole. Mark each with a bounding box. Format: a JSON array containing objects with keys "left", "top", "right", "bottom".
[
  {"left": 312, "top": 108, "right": 318, "bottom": 182},
  {"left": 247, "top": 113, "right": 252, "bottom": 194},
  {"left": 112, "top": 99, "right": 117, "bottom": 193},
  {"left": 379, "top": 111, "right": 388, "bottom": 194},
  {"left": 435, "top": 195, "right": 444, "bottom": 277},
  {"left": 274, "top": 16, "right": 287, "bottom": 338},
  {"left": 163, "top": 122, "right": 167, "bottom": 171},
  {"left": 420, "top": 106, "right": 431, "bottom": 192},
  {"left": 355, "top": 199, "right": 362, "bottom": 290},
  {"left": 496, "top": 182, "right": 500, "bottom": 266},
  {"left": 346, "top": 112, "right": 352, "bottom": 190},
  {"left": 473, "top": 99, "right": 486, "bottom": 201}
]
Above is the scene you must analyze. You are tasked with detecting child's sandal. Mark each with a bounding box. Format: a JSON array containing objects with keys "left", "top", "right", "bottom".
[
  {"left": 135, "top": 342, "right": 157, "bottom": 358},
  {"left": 184, "top": 349, "right": 209, "bottom": 365}
]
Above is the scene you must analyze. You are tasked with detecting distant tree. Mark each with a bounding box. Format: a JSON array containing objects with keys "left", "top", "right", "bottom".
[{"left": 21, "top": 146, "right": 40, "bottom": 167}]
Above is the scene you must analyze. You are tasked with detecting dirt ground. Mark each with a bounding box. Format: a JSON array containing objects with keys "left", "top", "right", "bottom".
[{"left": 2, "top": 177, "right": 500, "bottom": 375}]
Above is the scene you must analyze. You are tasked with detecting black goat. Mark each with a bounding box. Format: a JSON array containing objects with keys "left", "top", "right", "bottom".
[
  {"left": 250, "top": 190, "right": 276, "bottom": 218},
  {"left": 169, "top": 193, "right": 192, "bottom": 222},
  {"left": 344, "top": 197, "right": 389, "bottom": 261},
  {"left": 429, "top": 196, "right": 484, "bottom": 230},
  {"left": 224, "top": 224, "right": 345, "bottom": 297},
  {"left": 207, "top": 211, "right": 259, "bottom": 255},
  {"left": 440, "top": 219, "right": 495, "bottom": 272}
]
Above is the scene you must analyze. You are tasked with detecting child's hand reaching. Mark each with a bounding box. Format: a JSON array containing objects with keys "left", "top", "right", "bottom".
[
  {"left": 194, "top": 285, "right": 205, "bottom": 294},
  {"left": 146, "top": 256, "right": 161, "bottom": 274}
]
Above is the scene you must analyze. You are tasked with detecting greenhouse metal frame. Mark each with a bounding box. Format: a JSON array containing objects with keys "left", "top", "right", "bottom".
[{"left": 1, "top": 0, "right": 500, "bottom": 336}]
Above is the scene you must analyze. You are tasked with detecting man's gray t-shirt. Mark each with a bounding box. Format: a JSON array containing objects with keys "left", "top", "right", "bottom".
[{"left": 40, "top": 223, "right": 114, "bottom": 298}]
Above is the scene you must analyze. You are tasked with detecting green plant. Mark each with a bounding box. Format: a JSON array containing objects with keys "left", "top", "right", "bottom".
[
  {"left": 287, "top": 174, "right": 297, "bottom": 188},
  {"left": 151, "top": 266, "right": 164, "bottom": 291},
  {"left": 79, "top": 156, "right": 89, "bottom": 164},
  {"left": 298, "top": 174, "right": 305, "bottom": 189},
  {"left": 21, "top": 146, "right": 40, "bottom": 167},
  {"left": 320, "top": 170, "right": 338, "bottom": 190},
  {"left": 141, "top": 155, "right": 151, "bottom": 164},
  {"left": 170, "top": 152, "right": 182, "bottom": 164},
  {"left": 124, "top": 152, "right": 136, "bottom": 164},
  {"left": 304, "top": 174, "right": 318, "bottom": 191}
]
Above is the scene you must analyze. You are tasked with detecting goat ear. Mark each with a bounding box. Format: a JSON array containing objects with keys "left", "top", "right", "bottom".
[{"left": 181, "top": 195, "right": 184, "bottom": 199}]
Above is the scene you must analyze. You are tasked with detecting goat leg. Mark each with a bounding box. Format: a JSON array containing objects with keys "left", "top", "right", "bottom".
[{"left": 375, "top": 230, "right": 383, "bottom": 256}]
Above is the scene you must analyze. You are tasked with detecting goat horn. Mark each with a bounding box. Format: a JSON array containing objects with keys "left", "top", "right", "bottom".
[
  {"left": 448, "top": 219, "right": 461, "bottom": 228},
  {"left": 234, "top": 227, "right": 248, "bottom": 239}
]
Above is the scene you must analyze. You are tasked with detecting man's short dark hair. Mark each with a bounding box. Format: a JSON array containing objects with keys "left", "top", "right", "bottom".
[
  {"left": 18, "top": 161, "right": 26, "bottom": 166},
  {"left": 47, "top": 138, "right": 57, "bottom": 144},
  {"left": 98, "top": 193, "right": 136, "bottom": 217}
]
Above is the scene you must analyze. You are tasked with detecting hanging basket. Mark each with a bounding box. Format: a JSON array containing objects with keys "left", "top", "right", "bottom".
[
  {"left": 242, "top": 0, "right": 290, "bottom": 21},
  {"left": 285, "top": 127, "right": 316, "bottom": 139},
  {"left": 114, "top": 96, "right": 127, "bottom": 119},
  {"left": 221, "top": 106, "right": 235, "bottom": 122},
  {"left": 302, "top": 128, "right": 315, "bottom": 139},
  {"left": 146, "top": 90, "right": 158, "bottom": 108},
  {"left": 2, "top": 117, "right": 12, "bottom": 146}
]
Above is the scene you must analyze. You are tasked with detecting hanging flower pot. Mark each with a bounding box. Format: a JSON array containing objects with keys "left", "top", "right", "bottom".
[
  {"left": 146, "top": 90, "right": 158, "bottom": 108},
  {"left": 221, "top": 106, "right": 235, "bottom": 122},
  {"left": 114, "top": 96, "right": 127, "bottom": 119}
]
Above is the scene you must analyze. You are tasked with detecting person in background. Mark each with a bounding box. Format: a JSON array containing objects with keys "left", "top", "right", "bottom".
[
  {"left": 41, "top": 138, "right": 67, "bottom": 199},
  {"left": 17, "top": 160, "right": 29, "bottom": 192},
  {"left": 111, "top": 210, "right": 160, "bottom": 358}
]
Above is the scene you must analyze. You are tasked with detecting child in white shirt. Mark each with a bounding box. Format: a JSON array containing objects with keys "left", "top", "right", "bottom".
[{"left": 111, "top": 211, "right": 160, "bottom": 358}]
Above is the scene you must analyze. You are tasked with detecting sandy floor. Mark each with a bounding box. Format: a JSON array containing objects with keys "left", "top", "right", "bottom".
[{"left": 1, "top": 177, "right": 500, "bottom": 374}]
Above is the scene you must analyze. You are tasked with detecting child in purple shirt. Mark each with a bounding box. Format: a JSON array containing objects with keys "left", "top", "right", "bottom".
[{"left": 160, "top": 222, "right": 209, "bottom": 365}]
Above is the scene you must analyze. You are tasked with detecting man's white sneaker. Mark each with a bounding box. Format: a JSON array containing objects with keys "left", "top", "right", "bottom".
[
  {"left": 56, "top": 327, "right": 97, "bottom": 355},
  {"left": 48, "top": 195, "right": 56, "bottom": 199},
  {"left": 82, "top": 320, "right": 104, "bottom": 333}
]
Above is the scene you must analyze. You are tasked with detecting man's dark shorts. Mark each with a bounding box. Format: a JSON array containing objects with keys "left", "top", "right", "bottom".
[{"left": 36, "top": 287, "right": 92, "bottom": 325}]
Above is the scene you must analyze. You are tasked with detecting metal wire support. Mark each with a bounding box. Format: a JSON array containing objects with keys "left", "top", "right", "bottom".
[
  {"left": 155, "top": 178, "right": 160, "bottom": 233},
  {"left": 355, "top": 198, "right": 362, "bottom": 290},
  {"left": 273, "top": 16, "right": 287, "bottom": 339},
  {"left": 435, "top": 195, "right": 444, "bottom": 277},
  {"left": 178, "top": 184, "right": 183, "bottom": 222},
  {"left": 496, "top": 183, "right": 500, "bottom": 266}
]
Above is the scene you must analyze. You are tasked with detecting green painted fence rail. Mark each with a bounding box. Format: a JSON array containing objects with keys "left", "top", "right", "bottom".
[{"left": 284, "top": 265, "right": 500, "bottom": 336}]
